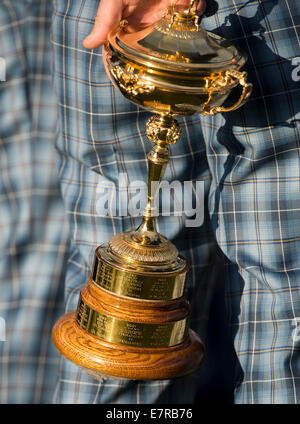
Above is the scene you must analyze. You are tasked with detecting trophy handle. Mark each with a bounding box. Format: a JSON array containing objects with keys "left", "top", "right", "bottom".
[{"left": 202, "top": 70, "right": 253, "bottom": 116}]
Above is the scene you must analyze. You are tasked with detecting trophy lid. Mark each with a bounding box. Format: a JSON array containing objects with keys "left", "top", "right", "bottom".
[{"left": 108, "top": 3, "right": 246, "bottom": 72}]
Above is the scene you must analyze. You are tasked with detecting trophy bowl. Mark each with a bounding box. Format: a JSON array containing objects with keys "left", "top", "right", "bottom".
[
  {"left": 52, "top": 1, "right": 252, "bottom": 382},
  {"left": 104, "top": 5, "right": 252, "bottom": 117}
]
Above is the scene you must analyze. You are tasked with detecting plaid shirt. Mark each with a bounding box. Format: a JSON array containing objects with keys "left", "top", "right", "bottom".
[
  {"left": 0, "top": 0, "right": 69, "bottom": 404},
  {"left": 1, "top": 0, "right": 300, "bottom": 404}
]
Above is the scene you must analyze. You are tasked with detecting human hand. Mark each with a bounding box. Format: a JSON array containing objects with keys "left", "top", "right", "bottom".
[{"left": 83, "top": 0, "right": 207, "bottom": 49}]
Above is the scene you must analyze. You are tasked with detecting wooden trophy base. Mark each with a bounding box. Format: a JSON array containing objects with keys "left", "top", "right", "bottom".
[
  {"left": 52, "top": 267, "right": 205, "bottom": 381},
  {"left": 52, "top": 311, "right": 204, "bottom": 381}
]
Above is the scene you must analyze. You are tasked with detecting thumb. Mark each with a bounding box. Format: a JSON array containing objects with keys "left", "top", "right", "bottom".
[{"left": 83, "top": 0, "right": 123, "bottom": 49}]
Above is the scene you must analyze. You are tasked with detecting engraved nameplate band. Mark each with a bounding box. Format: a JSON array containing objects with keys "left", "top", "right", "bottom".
[
  {"left": 92, "top": 250, "right": 187, "bottom": 301},
  {"left": 76, "top": 296, "right": 189, "bottom": 348}
]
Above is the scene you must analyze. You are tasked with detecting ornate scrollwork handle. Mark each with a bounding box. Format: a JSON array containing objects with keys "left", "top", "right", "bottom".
[
  {"left": 110, "top": 65, "right": 155, "bottom": 97},
  {"left": 202, "top": 69, "right": 253, "bottom": 116}
]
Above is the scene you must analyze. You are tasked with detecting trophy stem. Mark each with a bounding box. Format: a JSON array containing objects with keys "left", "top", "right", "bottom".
[{"left": 131, "top": 114, "right": 181, "bottom": 247}]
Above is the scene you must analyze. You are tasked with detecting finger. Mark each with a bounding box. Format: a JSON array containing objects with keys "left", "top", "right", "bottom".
[
  {"left": 174, "top": 0, "right": 207, "bottom": 14},
  {"left": 124, "top": 0, "right": 207, "bottom": 25},
  {"left": 197, "top": 0, "right": 206, "bottom": 15},
  {"left": 83, "top": 0, "right": 123, "bottom": 49}
]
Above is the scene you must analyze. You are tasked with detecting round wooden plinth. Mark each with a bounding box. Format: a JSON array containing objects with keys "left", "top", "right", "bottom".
[{"left": 52, "top": 311, "right": 205, "bottom": 381}]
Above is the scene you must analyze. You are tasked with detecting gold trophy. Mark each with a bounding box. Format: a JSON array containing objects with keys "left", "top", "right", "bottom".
[{"left": 52, "top": 0, "right": 252, "bottom": 381}]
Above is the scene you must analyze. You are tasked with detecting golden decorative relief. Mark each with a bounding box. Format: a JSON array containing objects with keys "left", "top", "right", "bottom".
[
  {"left": 110, "top": 65, "right": 155, "bottom": 97},
  {"left": 155, "top": 18, "right": 201, "bottom": 38},
  {"left": 202, "top": 69, "right": 253, "bottom": 116},
  {"left": 108, "top": 232, "right": 179, "bottom": 264},
  {"left": 160, "top": 51, "right": 190, "bottom": 63},
  {"left": 146, "top": 115, "right": 181, "bottom": 145},
  {"left": 158, "top": 0, "right": 201, "bottom": 35}
]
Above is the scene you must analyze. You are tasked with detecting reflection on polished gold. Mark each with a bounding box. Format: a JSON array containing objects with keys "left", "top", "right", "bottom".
[
  {"left": 52, "top": 1, "right": 252, "bottom": 381},
  {"left": 76, "top": 296, "right": 189, "bottom": 348},
  {"left": 110, "top": 64, "right": 155, "bottom": 97},
  {"left": 106, "top": 0, "right": 252, "bottom": 117},
  {"left": 92, "top": 248, "right": 187, "bottom": 301},
  {"left": 160, "top": 51, "right": 191, "bottom": 63}
]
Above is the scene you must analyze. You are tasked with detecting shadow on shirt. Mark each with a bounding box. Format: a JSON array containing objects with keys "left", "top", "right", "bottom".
[{"left": 196, "top": 0, "right": 299, "bottom": 405}]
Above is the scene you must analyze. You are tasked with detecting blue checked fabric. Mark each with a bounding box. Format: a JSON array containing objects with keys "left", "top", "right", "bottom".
[
  {"left": 0, "top": 0, "right": 69, "bottom": 404},
  {"left": 0, "top": 0, "right": 300, "bottom": 404},
  {"left": 52, "top": 0, "right": 300, "bottom": 404}
]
